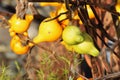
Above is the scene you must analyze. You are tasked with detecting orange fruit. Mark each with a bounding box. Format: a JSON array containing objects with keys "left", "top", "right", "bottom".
[
  {"left": 11, "top": 42, "right": 29, "bottom": 54},
  {"left": 10, "top": 35, "right": 19, "bottom": 48},
  {"left": 33, "top": 18, "right": 63, "bottom": 44},
  {"left": 57, "top": 4, "right": 68, "bottom": 21},
  {"left": 56, "top": 4, "right": 69, "bottom": 28},
  {"left": 28, "top": 42, "right": 34, "bottom": 47},
  {"left": 9, "top": 14, "right": 33, "bottom": 33},
  {"left": 86, "top": 5, "right": 95, "bottom": 19},
  {"left": 60, "top": 19, "right": 70, "bottom": 28},
  {"left": 77, "top": 77, "right": 85, "bottom": 80},
  {"left": 115, "top": 4, "right": 120, "bottom": 20},
  {"left": 10, "top": 35, "right": 30, "bottom": 55},
  {"left": 50, "top": 11, "right": 56, "bottom": 18},
  {"left": 39, "top": 2, "right": 61, "bottom": 7},
  {"left": 73, "top": 11, "right": 83, "bottom": 24}
]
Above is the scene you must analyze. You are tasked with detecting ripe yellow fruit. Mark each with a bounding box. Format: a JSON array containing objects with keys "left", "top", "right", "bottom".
[
  {"left": 86, "top": 5, "right": 95, "bottom": 19},
  {"left": 9, "top": 31, "right": 16, "bottom": 37},
  {"left": 115, "top": 3, "right": 120, "bottom": 20},
  {"left": 57, "top": 4, "right": 68, "bottom": 21},
  {"left": 8, "top": 14, "right": 17, "bottom": 24},
  {"left": 33, "top": 18, "right": 62, "bottom": 44},
  {"left": 77, "top": 77, "right": 84, "bottom": 80},
  {"left": 8, "top": 14, "right": 33, "bottom": 33},
  {"left": 50, "top": 11, "right": 56, "bottom": 18},
  {"left": 61, "top": 41, "right": 74, "bottom": 51},
  {"left": 56, "top": 4, "right": 69, "bottom": 28},
  {"left": 12, "top": 42, "right": 29, "bottom": 54},
  {"left": 10, "top": 35, "right": 29, "bottom": 55},
  {"left": 28, "top": 42, "right": 34, "bottom": 47},
  {"left": 39, "top": 2, "right": 61, "bottom": 7},
  {"left": 73, "top": 13, "right": 83, "bottom": 24}
]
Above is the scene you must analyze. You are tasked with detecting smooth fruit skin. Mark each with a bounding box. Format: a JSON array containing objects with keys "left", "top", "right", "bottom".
[
  {"left": 62, "top": 26, "right": 84, "bottom": 45},
  {"left": 61, "top": 32, "right": 99, "bottom": 57},
  {"left": 33, "top": 18, "right": 62, "bottom": 44},
  {"left": 9, "top": 14, "right": 33, "bottom": 33},
  {"left": 73, "top": 34, "right": 99, "bottom": 57},
  {"left": 10, "top": 35, "right": 29, "bottom": 55},
  {"left": 12, "top": 42, "right": 29, "bottom": 54},
  {"left": 10, "top": 35, "right": 20, "bottom": 48},
  {"left": 74, "top": 32, "right": 99, "bottom": 57}
]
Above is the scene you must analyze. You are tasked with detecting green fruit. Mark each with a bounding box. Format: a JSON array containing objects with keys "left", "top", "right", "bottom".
[
  {"left": 61, "top": 32, "right": 99, "bottom": 57},
  {"left": 73, "top": 32, "right": 99, "bottom": 57},
  {"left": 62, "top": 25, "right": 84, "bottom": 45}
]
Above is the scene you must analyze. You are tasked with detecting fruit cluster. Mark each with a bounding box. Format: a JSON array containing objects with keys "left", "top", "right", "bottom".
[
  {"left": 8, "top": 14, "right": 34, "bottom": 54},
  {"left": 8, "top": 3, "right": 99, "bottom": 56}
]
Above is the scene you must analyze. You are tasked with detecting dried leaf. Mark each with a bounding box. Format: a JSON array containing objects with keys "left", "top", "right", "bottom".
[
  {"left": 110, "top": 53, "right": 120, "bottom": 72},
  {"left": 16, "top": 0, "right": 28, "bottom": 19}
]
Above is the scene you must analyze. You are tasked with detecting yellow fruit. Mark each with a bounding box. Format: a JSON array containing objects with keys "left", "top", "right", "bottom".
[
  {"left": 60, "top": 19, "right": 70, "bottom": 28},
  {"left": 23, "top": 32, "right": 28, "bottom": 36},
  {"left": 50, "top": 11, "right": 56, "bottom": 18},
  {"left": 61, "top": 41, "right": 74, "bottom": 51},
  {"left": 73, "top": 12, "right": 83, "bottom": 24},
  {"left": 8, "top": 14, "right": 17, "bottom": 24},
  {"left": 10, "top": 35, "right": 29, "bottom": 55},
  {"left": 77, "top": 77, "right": 84, "bottom": 80},
  {"left": 115, "top": 4, "right": 120, "bottom": 20},
  {"left": 33, "top": 18, "right": 62, "bottom": 44},
  {"left": 12, "top": 42, "right": 29, "bottom": 54},
  {"left": 86, "top": 5, "right": 95, "bottom": 19},
  {"left": 28, "top": 42, "right": 34, "bottom": 47},
  {"left": 9, "top": 14, "right": 33, "bottom": 33},
  {"left": 9, "top": 31, "right": 16, "bottom": 37},
  {"left": 39, "top": 2, "right": 61, "bottom": 7},
  {"left": 10, "top": 35, "right": 19, "bottom": 48},
  {"left": 57, "top": 4, "right": 69, "bottom": 28}
]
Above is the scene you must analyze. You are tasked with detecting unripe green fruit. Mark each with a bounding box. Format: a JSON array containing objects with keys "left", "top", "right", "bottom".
[
  {"left": 62, "top": 25, "right": 84, "bottom": 45},
  {"left": 61, "top": 32, "right": 99, "bottom": 57}
]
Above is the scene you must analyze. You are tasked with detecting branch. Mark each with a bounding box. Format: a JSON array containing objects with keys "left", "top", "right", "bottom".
[
  {"left": 0, "top": 8, "right": 13, "bottom": 17},
  {"left": 16, "top": 0, "right": 28, "bottom": 19}
]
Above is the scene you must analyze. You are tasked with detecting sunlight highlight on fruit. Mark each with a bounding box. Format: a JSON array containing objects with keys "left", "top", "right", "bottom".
[
  {"left": 33, "top": 18, "right": 62, "bottom": 44},
  {"left": 8, "top": 14, "right": 33, "bottom": 34}
]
